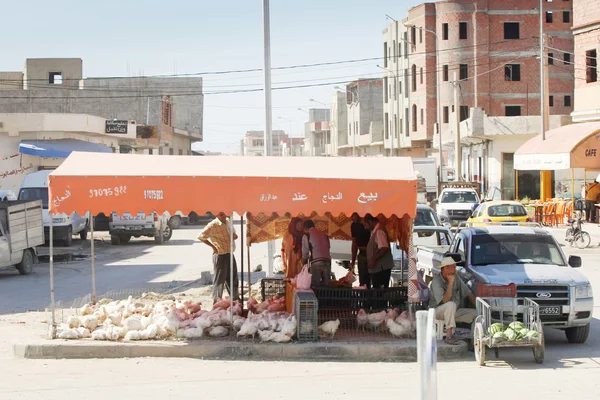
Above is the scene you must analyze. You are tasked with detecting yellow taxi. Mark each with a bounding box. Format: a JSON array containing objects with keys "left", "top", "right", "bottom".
[{"left": 467, "top": 200, "right": 532, "bottom": 225}]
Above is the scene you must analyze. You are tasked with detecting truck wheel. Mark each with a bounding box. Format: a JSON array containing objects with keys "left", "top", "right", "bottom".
[
  {"left": 80, "top": 226, "right": 89, "bottom": 241},
  {"left": 110, "top": 235, "right": 121, "bottom": 245},
  {"left": 16, "top": 249, "right": 34, "bottom": 275},
  {"left": 565, "top": 324, "right": 590, "bottom": 344},
  {"left": 154, "top": 231, "right": 165, "bottom": 244},
  {"left": 120, "top": 235, "right": 131, "bottom": 244},
  {"left": 63, "top": 226, "right": 73, "bottom": 247},
  {"left": 169, "top": 216, "right": 182, "bottom": 229}
]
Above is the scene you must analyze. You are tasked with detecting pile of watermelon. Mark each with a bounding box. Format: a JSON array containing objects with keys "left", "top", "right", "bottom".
[{"left": 487, "top": 321, "right": 539, "bottom": 343}]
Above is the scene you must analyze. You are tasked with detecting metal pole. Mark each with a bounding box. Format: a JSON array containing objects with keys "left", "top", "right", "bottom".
[
  {"left": 49, "top": 214, "right": 56, "bottom": 339},
  {"left": 90, "top": 214, "right": 96, "bottom": 304},
  {"left": 146, "top": 97, "right": 150, "bottom": 125},
  {"left": 263, "top": 0, "right": 275, "bottom": 277},
  {"left": 240, "top": 215, "right": 244, "bottom": 305},
  {"left": 396, "top": 21, "right": 401, "bottom": 156},
  {"left": 247, "top": 245, "right": 252, "bottom": 300},
  {"left": 454, "top": 72, "right": 462, "bottom": 181},
  {"left": 416, "top": 310, "right": 428, "bottom": 399},
  {"left": 540, "top": 0, "right": 545, "bottom": 141},
  {"left": 435, "top": 33, "right": 443, "bottom": 190},
  {"left": 229, "top": 213, "right": 234, "bottom": 326}
]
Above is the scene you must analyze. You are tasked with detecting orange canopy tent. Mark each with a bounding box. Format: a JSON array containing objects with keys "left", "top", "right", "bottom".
[{"left": 46, "top": 152, "right": 419, "bottom": 337}]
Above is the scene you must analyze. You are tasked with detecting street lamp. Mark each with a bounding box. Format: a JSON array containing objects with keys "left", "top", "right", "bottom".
[
  {"left": 309, "top": 98, "right": 328, "bottom": 108},
  {"left": 334, "top": 85, "right": 358, "bottom": 157},
  {"left": 404, "top": 22, "right": 443, "bottom": 190}
]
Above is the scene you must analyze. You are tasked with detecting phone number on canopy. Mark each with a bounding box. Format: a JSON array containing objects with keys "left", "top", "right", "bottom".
[{"left": 89, "top": 186, "right": 127, "bottom": 198}]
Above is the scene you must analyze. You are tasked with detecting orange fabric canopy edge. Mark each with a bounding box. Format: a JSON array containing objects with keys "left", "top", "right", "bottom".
[{"left": 48, "top": 152, "right": 418, "bottom": 218}]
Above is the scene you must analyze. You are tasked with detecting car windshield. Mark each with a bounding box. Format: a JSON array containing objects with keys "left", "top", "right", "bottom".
[
  {"left": 440, "top": 191, "right": 478, "bottom": 203},
  {"left": 415, "top": 209, "right": 438, "bottom": 226},
  {"left": 487, "top": 204, "right": 527, "bottom": 217},
  {"left": 18, "top": 187, "right": 48, "bottom": 208},
  {"left": 471, "top": 234, "right": 566, "bottom": 266}
]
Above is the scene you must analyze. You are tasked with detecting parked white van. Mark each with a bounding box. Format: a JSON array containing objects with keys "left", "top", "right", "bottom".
[{"left": 17, "top": 170, "right": 89, "bottom": 247}]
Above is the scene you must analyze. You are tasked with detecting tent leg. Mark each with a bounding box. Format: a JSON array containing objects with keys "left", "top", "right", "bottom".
[
  {"left": 229, "top": 213, "right": 234, "bottom": 327},
  {"left": 240, "top": 215, "right": 244, "bottom": 306},
  {"left": 90, "top": 214, "right": 96, "bottom": 304},
  {"left": 248, "top": 246, "right": 252, "bottom": 301},
  {"left": 571, "top": 169, "right": 575, "bottom": 220},
  {"left": 49, "top": 215, "right": 56, "bottom": 339}
]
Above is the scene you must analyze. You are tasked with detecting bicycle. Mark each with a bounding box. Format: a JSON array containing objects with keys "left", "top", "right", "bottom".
[{"left": 565, "top": 212, "right": 591, "bottom": 249}]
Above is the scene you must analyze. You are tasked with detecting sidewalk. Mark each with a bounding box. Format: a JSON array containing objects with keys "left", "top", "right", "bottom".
[{"left": 3, "top": 311, "right": 468, "bottom": 363}]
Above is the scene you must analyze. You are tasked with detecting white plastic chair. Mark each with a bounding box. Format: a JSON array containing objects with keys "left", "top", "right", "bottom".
[{"left": 434, "top": 320, "right": 446, "bottom": 340}]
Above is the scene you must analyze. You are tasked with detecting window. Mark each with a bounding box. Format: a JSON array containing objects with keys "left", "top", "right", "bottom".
[
  {"left": 505, "top": 64, "right": 521, "bottom": 81},
  {"left": 158, "top": 147, "right": 164, "bottom": 155},
  {"left": 398, "top": 43, "right": 402, "bottom": 58},
  {"left": 548, "top": 53, "right": 554, "bottom": 65},
  {"left": 394, "top": 115, "right": 398, "bottom": 138},
  {"left": 443, "top": 65, "right": 449, "bottom": 81},
  {"left": 149, "top": 149, "right": 153, "bottom": 155},
  {"left": 442, "top": 23, "right": 449, "bottom": 40},
  {"left": 419, "top": 28, "right": 422, "bottom": 43},
  {"left": 400, "top": 117, "right": 403, "bottom": 135},
  {"left": 564, "top": 52, "right": 571, "bottom": 64},
  {"left": 459, "top": 106, "right": 469, "bottom": 122},
  {"left": 412, "top": 104, "right": 417, "bottom": 132},
  {"left": 383, "top": 42, "right": 388, "bottom": 67},
  {"left": 505, "top": 105, "right": 522, "bottom": 116},
  {"left": 504, "top": 22, "right": 520, "bottom": 39},
  {"left": 411, "top": 26, "right": 417, "bottom": 45},
  {"left": 348, "top": 123, "right": 351, "bottom": 136},
  {"left": 586, "top": 49, "right": 597, "bottom": 83},
  {"left": 546, "top": 11, "right": 553, "bottom": 23},
  {"left": 420, "top": 108, "right": 424, "bottom": 125},
  {"left": 384, "top": 76, "right": 388, "bottom": 103},
  {"left": 403, "top": 32, "right": 409, "bottom": 57},
  {"left": 564, "top": 95, "right": 572, "bottom": 107},
  {"left": 443, "top": 106, "right": 449, "bottom": 123},
  {"left": 459, "top": 64, "right": 468, "bottom": 80},
  {"left": 549, "top": 95, "right": 554, "bottom": 107},
  {"left": 420, "top": 67, "right": 424, "bottom": 84},
  {"left": 563, "top": 11, "right": 570, "bottom": 23},
  {"left": 385, "top": 112, "right": 389, "bottom": 139},
  {"left": 405, "top": 108, "right": 410, "bottom": 136},
  {"left": 459, "top": 22, "right": 468, "bottom": 39},
  {"left": 49, "top": 72, "right": 63, "bottom": 84},
  {"left": 411, "top": 64, "right": 417, "bottom": 92},
  {"left": 178, "top": 149, "right": 183, "bottom": 155},
  {"left": 393, "top": 40, "right": 396, "bottom": 63},
  {"left": 398, "top": 79, "right": 402, "bottom": 94}
]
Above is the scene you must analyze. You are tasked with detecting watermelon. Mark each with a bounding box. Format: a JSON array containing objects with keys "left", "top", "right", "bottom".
[
  {"left": 526, "top": 330, "right": 539, "bottom": 339},
  {"left": 508, "top": 321, "right": 524, "bottom": 331},
  {"left": 504, "top": 328, "right": 517, "bottom": 341},
  {"left": 488, "top": 323, "right": 505, "bottom": 335},
  {"left": 518, "top": 328, "right": 529, "bottom": 339}
]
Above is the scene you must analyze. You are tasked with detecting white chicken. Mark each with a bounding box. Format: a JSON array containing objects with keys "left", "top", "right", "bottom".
[
  {"left": 80, "top": 315, "right": 99, "bottom": 332},
  {"left": 76, "top": 327, "right": 91, "bottom": 338},
  {"left": 356, "top": 309, "right": 368, "bottom": 331},
  {"left": 237, "top": 319, "right": 258, "bottom": 338},
  {"left": 386, "top": 308, "right": 400, "bottom": 321},
  {"left": 319, "top": 319, "right": 341, "bottom": 339},
  {"left": 269, "top": 332, "right": 292, "bottom": 343},
  {"left": 386, "top": 318, "right": 409, "bottom": 338},
  {"left": 58, "top": 328, "right": 79, "bottom": 339},
  {"left": 258, "top": 330, "right": 274, "bottom": 342},
  {"left": 122, "top": 315, "right": 143, "bottom": 332},
  {"left": 80, "top": 303, "right": 93, "bottom": 316},
  {"left": 367, "top": 310, "right": 387, "bottom": 331},
  {"left": 125, "top": 330, "right": 143, "bottom": 341},
  {"left": 280, "top": 315, "right": 297, "bottom": 338},
  {"left": 232, "top": 316, "right": 246, "bottom": 332},
  {"left": 91, "top": 328, "right": 108, "bottom": 340},
  {"left": 183, "top": 327, "right": 205, "bottom": 339},
  {"left": 208, "top": 326, "right": 229, "bottom": 337},
  {"left": 67, "top": 315, "right": 80, "bottom": 329}
]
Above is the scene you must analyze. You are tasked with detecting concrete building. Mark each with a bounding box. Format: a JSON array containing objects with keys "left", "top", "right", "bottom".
[
  {"left": 571, "top": 0, "right": 600, "bottom": 122},
  {"left": 337, "top": 79, "right": 385, "bottom": 157},
  {"left": 386, "top": 0, "right": 575, "bottom": 198},
  {"left": 329, "top": 91, "right": 348, "bottom": 156},
  {"left": 240, "top": 130, "right": 289, "bottom": 156},
  {"left": 302, "top": 108, "right": 331, "bottom": 156}
]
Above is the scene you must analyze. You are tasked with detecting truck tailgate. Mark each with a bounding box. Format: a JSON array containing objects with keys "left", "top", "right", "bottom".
[{"left": 3, "top": 200, "right": 44, "bottom": 250}]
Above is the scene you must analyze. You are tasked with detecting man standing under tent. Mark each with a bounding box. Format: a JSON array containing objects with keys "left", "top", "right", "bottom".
[
  {"left": 198, "top": 212, "right": 239, "bottom": 303},
  {"left": 302, "top": 219, "right": 332, "bottom": 288}
]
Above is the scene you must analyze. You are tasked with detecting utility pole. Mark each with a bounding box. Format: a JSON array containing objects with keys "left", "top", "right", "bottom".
[
  {"left": 454, "top": 72, "right": 462, "bottom": 181},
  {"left": 539, "top": 5, "right": 552, "bottom": 200},
  {"left": 263, "top": 0, "right": 274, "bottom": 277}
]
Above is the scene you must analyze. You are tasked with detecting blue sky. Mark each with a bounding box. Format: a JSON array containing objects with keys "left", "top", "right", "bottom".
[{"left": 2, "top": 0, "right": 420, "bottom": 153}]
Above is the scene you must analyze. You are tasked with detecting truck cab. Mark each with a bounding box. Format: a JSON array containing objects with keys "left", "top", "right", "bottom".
[
  {"left": 436, "top": 183, "right": 480, "bottom": 227},
  {"left": 18, "top": 170, "right": 89, "bottom": 247}
]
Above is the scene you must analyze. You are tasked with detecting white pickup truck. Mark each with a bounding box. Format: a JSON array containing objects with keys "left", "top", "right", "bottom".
[
  {"left": 436, "top": 183, "right": 480, "bottom": 227},
  {"left": 418, "top": 224, "right": 594, "bottom": 343},
  {"left": 109, "top": 212, "right": 172, "bottom": 245},
  {"left": 0, "top": 200, "right": 44, "bottom": 275}
]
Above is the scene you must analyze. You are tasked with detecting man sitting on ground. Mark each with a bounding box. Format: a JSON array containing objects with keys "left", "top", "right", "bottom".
[{"left": 429, "top": 256, "right": 477, "bottom": 345}]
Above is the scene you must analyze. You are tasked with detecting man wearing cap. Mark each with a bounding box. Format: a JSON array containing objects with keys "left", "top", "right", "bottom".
[{"left": 429, "top": 256, "right": 477, "bottom": 345}]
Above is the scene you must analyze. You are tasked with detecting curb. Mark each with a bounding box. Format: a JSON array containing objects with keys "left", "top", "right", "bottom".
[{"left": 13, "top": 340, "right": 467, "bottom": 362}]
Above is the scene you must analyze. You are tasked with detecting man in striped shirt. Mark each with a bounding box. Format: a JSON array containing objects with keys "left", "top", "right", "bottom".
[
  {"left": 198, "top": 212, "right": 239, "bottom": 302},
  {"left": 301, "top": 219, "right": 331, "bottom": 288}
]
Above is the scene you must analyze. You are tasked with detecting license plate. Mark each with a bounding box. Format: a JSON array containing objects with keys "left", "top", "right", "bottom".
[
  {"left": 126, "top": 226, "right": 142, "bottom": 231},
  {"left": 539, "top": 306, "right": 561, "bottom": 315}
]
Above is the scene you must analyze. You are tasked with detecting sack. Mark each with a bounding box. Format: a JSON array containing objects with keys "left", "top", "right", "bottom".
[
  {"left": 417, "top": 269, "right": 430, "bottom": 303},
  {"left": 296, "top": 265, "right": 312, "bottom": 290}
]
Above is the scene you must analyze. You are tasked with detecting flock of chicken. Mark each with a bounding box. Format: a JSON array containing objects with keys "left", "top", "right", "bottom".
[{"left": 54, "top": 294, "right": 414, "bottom": 342}]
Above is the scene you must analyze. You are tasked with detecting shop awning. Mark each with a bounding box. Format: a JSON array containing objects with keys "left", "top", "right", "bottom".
[
  {"left": 19, "top": 139, "right": 113, "bottom": 158},
  {"left": 514, "top": 122, "right": 600, "bottom": 170},
  {"left": 48, "top": 152, "right": 417, "bottom": 217}
]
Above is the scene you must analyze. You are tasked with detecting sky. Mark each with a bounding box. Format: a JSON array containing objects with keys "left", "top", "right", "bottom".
[{"left": 1, "top": 0, "right": 421, "bottom": 154}]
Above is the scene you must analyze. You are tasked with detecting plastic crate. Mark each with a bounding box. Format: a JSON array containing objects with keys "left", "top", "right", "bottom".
[
  {"left": 313, "top": 287, "right": 408, "bottom": 311},
  {"left": 295, "top": 291, "right": 318, "bottom": 342},
  {"left": 260, "top": 278, "right": 286, "bottom": 300}
]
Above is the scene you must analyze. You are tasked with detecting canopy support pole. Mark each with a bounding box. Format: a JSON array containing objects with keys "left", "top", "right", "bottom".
[
  {"left": 571, "top": 169, "right": 575, "bottom": 220},
  {"left": 515, "top": 170, "right": 519, "bottom": 201},
  {"left": 248, "top": 246, "right": 252, "bottom": 302},
  {"left": 49, "top": 215, "right": 56, "bottom": 339},
  {"left": 90, "top": 214, "right": 96, "bottom": 304},
  {"left": 230, "top": 213, "right": 234, "bottom": 327},
  {"left": 240, "top": 215, "right": 244, "bottom": 306}
]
